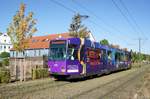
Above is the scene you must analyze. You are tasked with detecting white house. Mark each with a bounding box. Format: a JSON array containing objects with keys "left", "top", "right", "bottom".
[{"left": 0, "top": 33, "right": 13, "bottom": 54}]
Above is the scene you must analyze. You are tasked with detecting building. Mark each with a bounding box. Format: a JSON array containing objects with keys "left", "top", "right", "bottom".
[
  {"left": 9, "top": 33, "right": 71, "bottom": 80},
  {"left": 0, "top": 33, "right": 13, "bottom": 54}
]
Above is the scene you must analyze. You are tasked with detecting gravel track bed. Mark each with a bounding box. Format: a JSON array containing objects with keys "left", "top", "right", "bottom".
[
  {"left": 104, "top": 68, "right": 150, "bottom": 99},
  {"left": 21, "top": 66, "right": 148, "bottom": 99},
  {"left": 74, "top": 65, "right": 149, "bottom": 99},
  {"left": 1, "top": 64, "right": 150, "bottom": 99},
  {"left": 0, "top": 78, "right": 70, "bottom": 98}
]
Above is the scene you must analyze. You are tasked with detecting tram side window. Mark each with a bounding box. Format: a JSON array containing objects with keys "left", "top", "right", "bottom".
[
  {"left": 87, "top": 48, "right": 100, "bottom": 65},
  {"left": 125, "top": 53, "right": 130, "bottom": 61},
  {"left": 120, "top": 53, "right": 125, "bottom": 61},
  {"left": 107, "top": 51, "right": 112, "bottom": 61},
  {"left": 115, "top": 52, "right": 120, "bottom": 62},
  {"left": 128, "top": 52, "right": 132, "bottom": 61},
  {"left": 68, "top": 44, "right": 78, "bottom": 60},
  {"left": 100, "top": 49, "right": 107, "bottom": 61},
  {"left": 115, "top": 52, "right": 125, "bottom": 63}
]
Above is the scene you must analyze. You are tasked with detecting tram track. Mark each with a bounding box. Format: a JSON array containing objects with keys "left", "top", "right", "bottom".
[{"left": 72, "top": 64, "right": 150, "bottom": 99}]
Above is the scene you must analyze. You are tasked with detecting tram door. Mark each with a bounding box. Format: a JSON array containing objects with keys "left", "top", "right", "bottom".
[
  {"left": 67, "top": 44, "right": 80, "bottom": 73},
  {"left": 107, "top": 50, "right": 114, "bottom": 71}
]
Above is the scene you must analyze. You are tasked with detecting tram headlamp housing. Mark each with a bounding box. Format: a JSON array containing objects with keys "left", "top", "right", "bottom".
[
  {"left": 61, "top": 66, "right": 65, "bottom": 72},
  {"left": 48, "top": 67, "right": 51, "bottom": 72}
]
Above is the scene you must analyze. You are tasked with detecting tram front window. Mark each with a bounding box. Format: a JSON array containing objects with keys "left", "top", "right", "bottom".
[
  {"left": 49, "top": 48, "right": 66, "bottom": 60},
  {"left": 49, "top": 41, "right": 67, "bottom": 60}
]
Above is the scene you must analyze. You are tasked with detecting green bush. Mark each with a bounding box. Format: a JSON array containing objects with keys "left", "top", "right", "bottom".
[
  {"left": 2, "top": 58, "right": 9, "bottom": 66},
  {"left": 32, "top": 69, "right": 37, "bottom": 80},
  {"left": 0, "top": 62, "right": 2, "bottom": 67},
  {"left": 0, "top": 52, "right": 10, "bottom": 58},
  {"left": 43, "top": 69, "right": 49, "bottom": 77},
  {"left": 32, "top": 68, "right": 49, "bottom": 80},
  {"left": 0, "top": 68, "right": 10, "bottom": 83}
]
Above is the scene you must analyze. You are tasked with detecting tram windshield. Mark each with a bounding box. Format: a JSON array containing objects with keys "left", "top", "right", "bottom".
[
  {"left": 49, "top": 40, "right": 67, "bottom": 60},
  {"left": 49, "top": 40, "right": 78, "bottom": 61}
]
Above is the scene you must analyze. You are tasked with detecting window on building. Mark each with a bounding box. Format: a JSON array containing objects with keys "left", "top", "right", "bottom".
[
  {"left": 13, "top": 51, "right": 14, "bottom": 57},
  {"left": 32, "top": 39, "right": 39, "bottom": 43},
  {"left": 39, "top": 50, "right": 40, "bottom": 56},
  {"left": 4, "top": 46, "right": 6, "bottom": 49},
  {"left": 34, "top": 50, "right": 36, "bottom": 56}
]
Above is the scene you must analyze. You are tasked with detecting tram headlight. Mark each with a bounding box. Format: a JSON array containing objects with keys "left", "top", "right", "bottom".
[
  {"left": 48, "top": 67, "right": 51, "bottom": 72},
  {"left": 61, "top": 66, "right": 65, "bottom": 72}
]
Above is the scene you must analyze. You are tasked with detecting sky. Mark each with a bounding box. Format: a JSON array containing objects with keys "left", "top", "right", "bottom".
[{"left": 0, "top": 0, "right": 150, "bottom": 54}]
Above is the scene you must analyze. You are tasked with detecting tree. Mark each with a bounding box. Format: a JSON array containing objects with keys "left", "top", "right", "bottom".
[
  {"left": 100, "top": 39, "right": 109, "bottom": 46},
  {"left": 0, "top": 52, "right": 10, "bottom": 58},
  {"left": 2, "top": 58, "right": 9, "bottom": 66},
  {"left": 147, "top": 55, "right": 150, "bottom": 62},
  {"left": 69, "top": 13, "right": 90, "bottom": 38},
  {"left": 7, "top": 3, "right": 37, "bottom": 81},
  {"left": 0, "top": 32, "right": 2, "bottom": 35},
  {"left": 0, "top": 52, "right": 10, "bottom": 67}
]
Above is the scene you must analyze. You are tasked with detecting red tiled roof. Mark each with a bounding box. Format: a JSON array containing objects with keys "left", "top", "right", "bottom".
[{"left": 11, "top": 33, "right": 71, "bottom": 50}]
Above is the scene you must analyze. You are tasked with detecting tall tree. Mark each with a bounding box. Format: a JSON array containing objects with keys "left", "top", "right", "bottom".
[
  {"left": 100, "top": 39, "right": 109, "bottom": 46},
  {"left": 7, "top": 3, "right": 37, "bottom": 81},
  {"left": 69, "top": 13, "right": 90, "bottom": 38}
]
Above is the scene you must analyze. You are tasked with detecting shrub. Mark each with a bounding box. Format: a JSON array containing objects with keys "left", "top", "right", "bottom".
[
  {"left": 32, "top": 68, "right": 49, "bottom": 80},
  {"left": 0, "top": 67, "right": 10, "bottom": 83},
  {"left": 43, "top": 68, "right": 49, "bottom": 77},
  {"left": 0, "top": 52, "right": 10, "bottom": 58},
  {"left": 2, "top": 58, "right": 9, "bottom": 66},
  {"left": 32, "top": 69, "right": 37, "bottom": 80},
  {"left": 0, "top": 62, "right": 2, "bottom": 67}
]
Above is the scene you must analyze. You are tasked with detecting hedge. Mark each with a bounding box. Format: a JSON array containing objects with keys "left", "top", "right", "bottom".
[
  {"left": 32, "top": 68, "right": 49, "bottom": 80},
  {"left": 0, "top": 67, "right": 10, "bottom": 83}
]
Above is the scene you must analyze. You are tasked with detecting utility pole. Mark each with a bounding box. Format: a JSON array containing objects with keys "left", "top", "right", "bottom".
[
  {"left": 138, "top": 38, "right": 141, "bottom": 67},
  {"left": 137, "top": 37, "right": 148, "bottom": 66},
  {"left": 133, "top": 37, "right": 148, "bottom": 66},
  {"left": 139, "top": 38, "right": 141, "bottom": 54}
]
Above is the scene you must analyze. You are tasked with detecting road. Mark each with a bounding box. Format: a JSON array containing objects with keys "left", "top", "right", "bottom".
[{"left": 0, "top": 64, "right": 150, "bottom": 99}]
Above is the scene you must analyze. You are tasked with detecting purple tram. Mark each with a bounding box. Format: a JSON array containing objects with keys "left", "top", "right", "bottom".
[{"left": 48, "top": 37, "right": 132, "bottom": 79}]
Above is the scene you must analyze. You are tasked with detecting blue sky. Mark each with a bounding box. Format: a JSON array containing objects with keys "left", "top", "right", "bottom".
[{"left": 0, "top": 0, "right": 150, "bottom": 54}]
